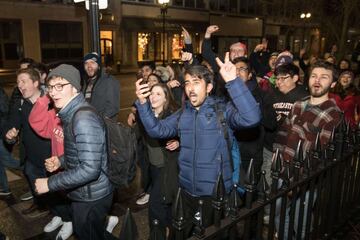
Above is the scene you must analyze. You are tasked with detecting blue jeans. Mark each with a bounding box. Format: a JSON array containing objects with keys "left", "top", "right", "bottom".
[{"left": 0, "top": 141, "right": 20, "bottom": 192}]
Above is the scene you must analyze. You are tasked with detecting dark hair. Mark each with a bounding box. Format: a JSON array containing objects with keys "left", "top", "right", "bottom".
[
  {"left": 331, "top": 71, "right": 358, "bottom": 96},
  {"left": 310, "top": 60, "right": 338, "bottom": 82},
  {"left": 16, "top": 67, "right": 41, "bottom": 84},
  {"left": 139, "top": 61, "right": 155, "bottom": 71},
  {"left": 274, "top": 63, "right": 299, "bottom": 77},
  {"left": 184, "top": 65, "right": 214, "bottom": 85},
  {"left": 150, "top": 83, "right": 179, "bottom": 114},
  {"left": 19, "top": 58, "right": 36, "bottom": 67},
  {"left": 33, "top": 62, "right": 48, "bottom": 76},
  {"left": 232, "top": 57, "right": 251, "bottom": 69},
  {"left": 147, "top": 73, "right": 162, "bottom": 83},
  {"left": 338, "top": 59, "right": 351, "bottom": 70}
]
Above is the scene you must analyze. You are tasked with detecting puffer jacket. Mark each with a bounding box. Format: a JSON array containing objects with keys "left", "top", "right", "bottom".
[
  {"left": 136, "top": 78, "right": 261, "bottom": 196},
  {"left": 48, "top": 94, "right": 113, "bottom": 202}
]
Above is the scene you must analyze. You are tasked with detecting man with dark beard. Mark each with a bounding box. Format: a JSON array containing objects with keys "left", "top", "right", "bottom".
[
  {"left": 272, "top": 60, "right": 342, "bottom": 239},
  {"left": 274, "top": 60, "right": 341, "bottom": 162},
  {"left": 82, "top": 52, "right": 119, "bottom": 120}
]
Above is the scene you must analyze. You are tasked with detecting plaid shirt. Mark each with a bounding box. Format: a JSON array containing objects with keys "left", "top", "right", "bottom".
[{"left": 274, "top": 97, "right": 341, "bottom": 162}]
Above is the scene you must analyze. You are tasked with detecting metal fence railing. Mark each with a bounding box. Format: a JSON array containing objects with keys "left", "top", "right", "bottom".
[{"left": 119, "top": 120, "right": 360, "bottom": 240}]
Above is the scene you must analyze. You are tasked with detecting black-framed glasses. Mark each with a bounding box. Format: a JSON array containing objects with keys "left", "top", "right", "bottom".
[
  {"left": 236, "top": 67, "right": 249, "bottom": 73},
  {"left": 276, "top": 75, "right": 291, "bottom": 82},
  {"left": 47, "top": 83, "right": 71, "bottom": 92}
]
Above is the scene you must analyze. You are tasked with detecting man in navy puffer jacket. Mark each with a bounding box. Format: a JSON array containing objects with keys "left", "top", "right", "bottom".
[
  {"left": 34, "top": 64, "right": 113, "bottom": 240},
  {"left": 135, "top": 53, "right": 261, "bottom": 234}
]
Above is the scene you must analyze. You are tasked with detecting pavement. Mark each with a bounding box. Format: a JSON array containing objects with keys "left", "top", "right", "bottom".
[
  {"left": 0, "top": 167, "right": 150, "bottom": 240},
  {"left": 0, "top": 71, "right": 152, "bottom": 239}
]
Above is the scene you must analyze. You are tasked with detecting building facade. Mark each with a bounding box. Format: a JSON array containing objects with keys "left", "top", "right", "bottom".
[{"left": 0, "top": 0, "right": 358, "bottom": 70}]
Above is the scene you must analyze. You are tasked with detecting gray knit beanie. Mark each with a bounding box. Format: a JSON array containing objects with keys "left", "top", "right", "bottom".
[{"left": 47, "top": 64, "right": 81, "bottom": 91}]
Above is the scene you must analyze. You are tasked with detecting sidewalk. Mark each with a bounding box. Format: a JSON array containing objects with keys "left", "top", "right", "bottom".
[{"left": 0, "top": 168, "right": 150, "bottom": 240}]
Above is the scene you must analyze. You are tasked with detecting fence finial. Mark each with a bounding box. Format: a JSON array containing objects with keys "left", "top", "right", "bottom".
[
  {"left": 257, "top": 170, "right": 270, "bottom": 202},
  {"left": 172, "top": 187, "right": 185, "bottom": 238},
  {"left": 212, "top": 172, "right": 225, "bottom": 227}
]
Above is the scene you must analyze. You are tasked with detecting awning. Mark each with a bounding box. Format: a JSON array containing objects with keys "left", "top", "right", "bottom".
[{"left": 121, "top": 17, "right": 209, "bottom": 33}]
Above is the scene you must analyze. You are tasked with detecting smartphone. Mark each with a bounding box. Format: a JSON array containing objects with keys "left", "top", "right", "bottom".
[{"left": 136, "top": 71, "right": 143, "bottom": 80}]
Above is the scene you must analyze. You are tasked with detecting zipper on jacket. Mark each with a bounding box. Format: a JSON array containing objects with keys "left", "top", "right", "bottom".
[{"left": 192, "top": 110, "right": 198, "bottom": 194}]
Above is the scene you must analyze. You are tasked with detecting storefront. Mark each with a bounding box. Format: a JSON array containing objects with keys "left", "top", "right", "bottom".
[{"left": 121, "top": 17, "right": 207, "bottom": 66}]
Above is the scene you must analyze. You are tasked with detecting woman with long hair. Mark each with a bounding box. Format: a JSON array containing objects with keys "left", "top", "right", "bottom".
[
  {"left": 137, "top": 83, "right": 180, "bottom": 238},
  {"left": 330, "top": 70, "right": 360, "bottom": 128}
]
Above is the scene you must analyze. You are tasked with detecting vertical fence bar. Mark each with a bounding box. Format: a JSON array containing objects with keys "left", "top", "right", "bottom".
[
  {"left": 256, "top": 171, "right": 269, "bottom": 240},
  {"left": 267, "top": 149, "right": 282, "bottom": 240},
  {"left": 212, "top": 173, "right": 225, "bottom": 229},
  {"left": 243, "top": 159, "right": 256, "bottom": 240},
  {"left": 172, "top": 188, "right": 185, "bottom": 240}
]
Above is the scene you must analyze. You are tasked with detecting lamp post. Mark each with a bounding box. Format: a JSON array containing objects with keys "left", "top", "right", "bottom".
[
  {"left": 158, "top": 0, "right": 169, "bottom": 66},
  {"left": 300, "top": 12, "right": 311, "bottom": 49},
  {"left": 74, "top": 0, "right": 108, "bottom": 58}
]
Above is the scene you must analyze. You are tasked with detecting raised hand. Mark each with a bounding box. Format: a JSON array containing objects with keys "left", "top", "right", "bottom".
[
  {"left": 181, "top": 26, "right": 192, "bottom": 44},
  {"left": 135, "top": 78, "right": 151, "bottom": 104},
  {"left": 216, "top": 52, "right": 237, "bottom": 82},
  {"left": 167, "top": 79, "right": 181, "bottom": 89},
  {"left": 205, "top": 25, "right": 219, "bottom": 38},
  {"left": 181, "top": 51, "right": 193, "bottom": 62}
]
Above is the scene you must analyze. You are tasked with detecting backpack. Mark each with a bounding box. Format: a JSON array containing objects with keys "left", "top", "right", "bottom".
[
  {"left": 214, "top": 103, "right": 245, "bottom": 195},
  {"left": 72, "top": 106, "right": 137, "bottom": 188}
]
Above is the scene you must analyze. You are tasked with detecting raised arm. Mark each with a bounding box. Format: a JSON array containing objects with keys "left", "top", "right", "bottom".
[
  {"left": 216, "top": 52, "right": 261, "bottom": 129},
  {"left": 202, "top": 25, "right": 220, "bottom": 73},
  {"left": 134, "top": 78, "right": 179, "bottom": 139}
]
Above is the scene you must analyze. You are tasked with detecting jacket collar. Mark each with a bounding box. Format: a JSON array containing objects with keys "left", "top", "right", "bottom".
[
  {"left": 185, "top": 96, "right": 219, "bottom": 113},
  {"left": 58, "top": 93, "right": 85, "bottom": 124}
]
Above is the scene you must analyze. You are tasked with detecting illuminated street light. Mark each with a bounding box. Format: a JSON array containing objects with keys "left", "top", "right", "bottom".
[
  {"left": 300, "top": 12, "right": 311, "bottom": 48},
  {"left": 158, "top": 0, "right": 170, "bottom": 66},
  {"left": 74, "top": 0, "right": 108, "bottom": 57}
]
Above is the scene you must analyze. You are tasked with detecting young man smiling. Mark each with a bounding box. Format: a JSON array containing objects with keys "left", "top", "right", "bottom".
[
  {"left": 35, "top": 64, "right": 114, "bottom": 240},
  {"left": 4, "top": 68, "right": 51, "bottom": 217},
  {"left": 135, "top": 53, "right": 261, "bottom": 236}
]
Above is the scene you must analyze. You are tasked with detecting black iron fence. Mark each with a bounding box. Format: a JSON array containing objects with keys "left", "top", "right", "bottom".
[{"left": 119, "top": 121, "right": 360, "bottom": 240}]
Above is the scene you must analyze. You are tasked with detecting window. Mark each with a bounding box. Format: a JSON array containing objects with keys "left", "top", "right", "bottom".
[
  {"left": 39, "top": 21, "right": 83, "bottom": 62},
  {"left": 185, "top": 0, "right": 195, "bottom": 8},
  {"left": 229, "top": 0, "right": 238, "bottom": 13},
  {"left": 171, "top": 33, "right": 183, "bottom": 60},
  {"left": 0, "top": 20, "right": 23, "bottom": 67},
  {"left": 138, "top": 32, "right": 154, "bottom": 62},
  {"left": 172, "top": 0, "right": 183, "bottom": 7}
]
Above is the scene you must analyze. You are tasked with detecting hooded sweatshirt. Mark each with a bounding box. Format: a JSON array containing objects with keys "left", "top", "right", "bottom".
[{"left": 29, "top": 95, "right": 64, "bottom": 156}]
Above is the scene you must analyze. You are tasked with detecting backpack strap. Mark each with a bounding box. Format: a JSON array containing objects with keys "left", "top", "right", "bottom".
[{"left": 214, "top": 103, "right": 235, "bottom": 172}]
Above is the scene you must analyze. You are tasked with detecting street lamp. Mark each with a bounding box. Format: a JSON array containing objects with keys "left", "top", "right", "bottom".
[
  {"left": 74, "top": 0, "right": 108, "bottom": 57},
  {"left": 300, "top": 12, "right": 311, "bottom": 48},
  {"left": 158, "top": 0, "right": 169, "bottom": 66}
]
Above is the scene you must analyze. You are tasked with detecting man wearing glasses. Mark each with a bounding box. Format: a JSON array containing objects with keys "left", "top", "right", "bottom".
[
  {"left": 262, "top": 63, "right": 308, "bottom": 190},
  {"left": 35, "top": 64, "right": 114, "bottom": 240},
  {"left": 232, "top": 57, "right": 277, "bottom": 184}
]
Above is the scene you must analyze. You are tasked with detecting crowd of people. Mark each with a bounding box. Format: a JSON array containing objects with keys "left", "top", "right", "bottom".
[{"left": 0, "top": 24, "right": 359, "bottom": 240}]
